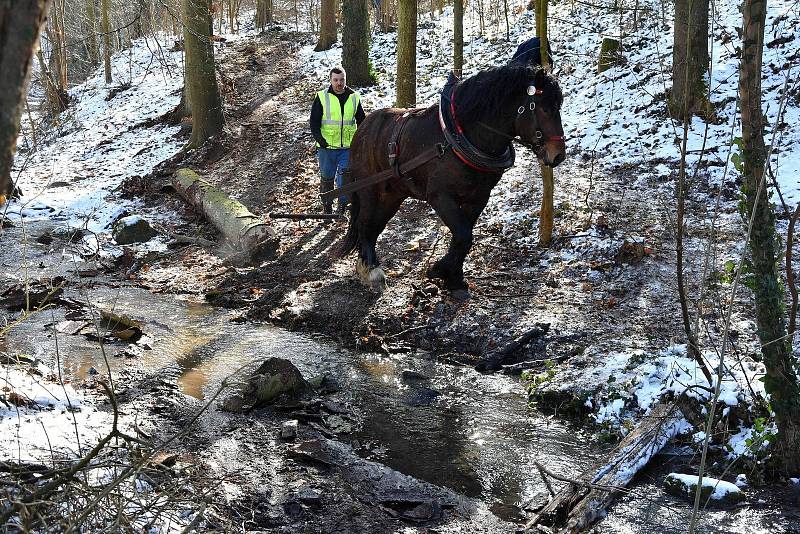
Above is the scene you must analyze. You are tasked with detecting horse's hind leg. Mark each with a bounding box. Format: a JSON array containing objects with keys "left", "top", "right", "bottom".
[{"left": 356, "top": 190, "right": 404, "bottom": 291}]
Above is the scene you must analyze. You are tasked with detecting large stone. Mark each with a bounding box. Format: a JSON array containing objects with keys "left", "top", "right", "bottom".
[
  {"left": 113, "top": 215, "right": 157, "bottom": 244},
  {"left": 221, "top": 358, "right": 311, "bottom": 412},
  {"left": 664, "top": 473, "right": 743, "bottom": 506}
]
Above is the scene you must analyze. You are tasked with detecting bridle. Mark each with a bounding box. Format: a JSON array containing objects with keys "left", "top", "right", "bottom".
[{"left": 479, "top": 84, "right": 565, "bottom": 154}]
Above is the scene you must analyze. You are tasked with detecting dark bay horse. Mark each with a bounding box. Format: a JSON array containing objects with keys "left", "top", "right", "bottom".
[{"left": 340, "top": 64, "right": 566, "bottom": 291}]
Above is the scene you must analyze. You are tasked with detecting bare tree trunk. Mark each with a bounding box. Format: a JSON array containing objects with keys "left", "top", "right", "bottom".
[
  {"left": 37, "top": 46, "right": 66, "bottom": 115},
  {"left": 101, "top": 0, "right": 112, "bottom": 83},
  {"left": 0, "top": 0, "right": 53, "bottom": 199},
  {"left": 670, "top": 0, "right": 709, "bottom": 118},
  {"left": 396, "top": 0, "right": 416, "bottom": 107},
  {"left": 503, "top": 0, "right": 509, "bottom": 40},
  {"left": 342, "top": 0, "right": 373, "bottom": 86},
  {"left": 86, "top": 0, "right": 98, "bottom": 66},
  {"left": 315, "top": 0, "right": 336, "bottom": 51},
  {"left": 255, "top": 0, "right": 272, "bottom": 29},
  {"left": 378, "top": 0, "right": 394, "bottom": 32},
  {"left": 453, "top": 0, "right": 463, "bottom": 77},
  {"left": 182, "top": 0, "right": 225, "bottom": 148},
  {"left": 51, "top": 0, "right": 67, "bottom": 89},
  {"left": 739, "top": 0, "right": 800, "bottom": 474}
]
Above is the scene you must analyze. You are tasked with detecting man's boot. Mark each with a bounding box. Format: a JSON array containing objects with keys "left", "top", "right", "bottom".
[{"left": 319, "top": 178, "right": 334, "bottom": 214}]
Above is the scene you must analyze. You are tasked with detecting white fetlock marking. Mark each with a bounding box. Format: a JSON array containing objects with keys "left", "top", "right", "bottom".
[{"left": 368, "top": 267, "right": 386, "bottom": 290}]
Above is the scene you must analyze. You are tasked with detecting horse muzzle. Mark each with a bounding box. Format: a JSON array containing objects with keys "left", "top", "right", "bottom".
[{"left": 541, "top": 140, "right": 566, "bottom": 168}]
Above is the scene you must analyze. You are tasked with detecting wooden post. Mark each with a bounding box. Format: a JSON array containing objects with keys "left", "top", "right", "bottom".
[{"left": 536, "top": 0, "right": 554, "bottom": 247}]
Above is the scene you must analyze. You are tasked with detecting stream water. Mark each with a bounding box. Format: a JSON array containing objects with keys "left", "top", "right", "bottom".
[{"left": 5, "top": 282, "right": 800, "bottom": 532}]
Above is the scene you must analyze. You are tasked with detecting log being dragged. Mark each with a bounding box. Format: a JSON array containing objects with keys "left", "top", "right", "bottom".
[
  {"left": 173, "top": 168, "right": 279, "bottom": 261},
  {"left": 527, "top": 402, "right": 686, "bottom": 532}
]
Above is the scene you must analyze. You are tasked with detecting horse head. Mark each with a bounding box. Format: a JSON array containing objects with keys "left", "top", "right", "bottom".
[{"left": 514, "top": 68, "right": 566, "bottom": 168}]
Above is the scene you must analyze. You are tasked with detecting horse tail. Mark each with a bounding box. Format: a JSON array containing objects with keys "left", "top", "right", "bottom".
[{"left": 338, "top": 191, "right": 360, "bottom": 257}]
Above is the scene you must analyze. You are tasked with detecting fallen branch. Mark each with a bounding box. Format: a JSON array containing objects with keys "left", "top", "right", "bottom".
[
  {"left": 526, "top": 402, "right": 685, "bottom": 532},
  {"left": 475, "top": 323, "right": 550, "bottom": 373}
]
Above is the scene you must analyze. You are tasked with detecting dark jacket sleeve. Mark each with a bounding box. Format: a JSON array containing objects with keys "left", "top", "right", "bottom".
[
  {"left": 310, "top": 95, "right": 327, "bottom": 148},
  {"left": 355, "top": 100, "right": 366, "bottom": 126}
]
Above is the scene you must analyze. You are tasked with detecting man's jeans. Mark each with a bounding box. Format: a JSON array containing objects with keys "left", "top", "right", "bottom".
[{"left": 317, "top": 148, "right": 350, "bottom": 206}]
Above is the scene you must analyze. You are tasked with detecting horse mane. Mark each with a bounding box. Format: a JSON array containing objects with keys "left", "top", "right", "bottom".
[{"left": 453, "top": 64, "right": 563, "bottom": 124}]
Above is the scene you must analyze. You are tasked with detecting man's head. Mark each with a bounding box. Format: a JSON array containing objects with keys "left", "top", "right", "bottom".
[{"left": 330, "top": 67, "right": 346, "bottom": 94}]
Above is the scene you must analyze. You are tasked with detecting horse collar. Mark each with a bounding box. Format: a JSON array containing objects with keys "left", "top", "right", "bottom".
[{"left": 439, "top": 83, "right": 515, "bottom": 173}]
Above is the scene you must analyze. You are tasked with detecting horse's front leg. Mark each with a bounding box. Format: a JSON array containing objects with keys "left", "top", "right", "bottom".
[{"left": 427, "top": 192, "right": 486, "bottom": 290}]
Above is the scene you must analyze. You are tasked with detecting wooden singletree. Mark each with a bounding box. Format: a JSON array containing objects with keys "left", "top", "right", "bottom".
[
  {"left": 670, "top": 0, "right": 709, "bottom": 117},
  {"left": 0, "top": 0, "right": 53, "bottom": 200},
  {"left": 396, "top": 0, "right": 416, "bottom": 107},
  {"left": 315, "top": 0, "right": 336, "bottom": 51},
  {"left": 739, "top": 0, "right": 800, "bottom": 474},
  {"left": 342, "top": 0, "right": 373, "bottom": 86},
  {"left": 182, "top": 0, "right": 224, "bottom": 148}
]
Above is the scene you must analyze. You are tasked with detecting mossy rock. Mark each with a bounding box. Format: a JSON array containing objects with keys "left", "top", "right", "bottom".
[
  {"left": 113, "top": 215, "right": 157, "bottom": 244},
  {"left": 221, "top": 357, "right": 311, "bottom": 412}
]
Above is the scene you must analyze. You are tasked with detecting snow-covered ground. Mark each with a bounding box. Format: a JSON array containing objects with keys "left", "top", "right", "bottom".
[
  {"left": 0, "top": 361, "right": 111, "bottom": 463},
  {"left": 6, "top": 34, "right": 185, "bottom": 235}
]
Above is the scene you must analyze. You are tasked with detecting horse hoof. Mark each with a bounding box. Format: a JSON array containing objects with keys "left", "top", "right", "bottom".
[
  {"left": 357, "top": 260, "right": 386, "bottom": 291},
  {"left": 356, "top": 259, "right": 370, "bottom": 281},
  {"left": 425, "top": 265, "right": 446, "bottom": 281},
  {"left": 449, "top": 288, "right": 470, "bottom": 301},
  {"left": 367, "top": 267, "right": 387, "bottom": 291}
]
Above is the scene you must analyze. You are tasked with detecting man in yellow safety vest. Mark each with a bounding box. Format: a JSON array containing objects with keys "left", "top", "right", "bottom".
[{"left": 309, "top": 66, "right": 366, "bottom": 214}]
